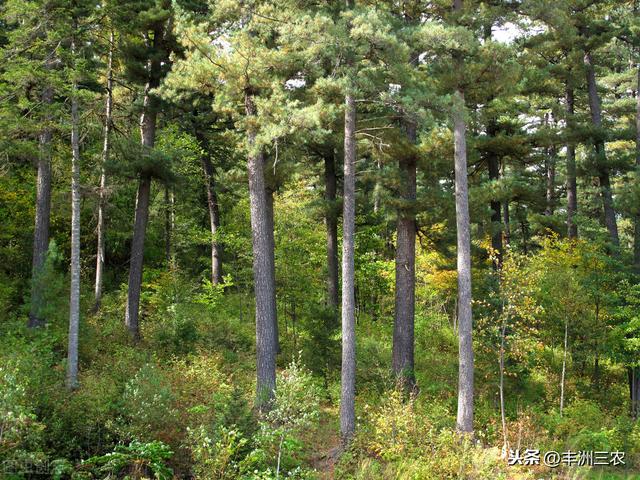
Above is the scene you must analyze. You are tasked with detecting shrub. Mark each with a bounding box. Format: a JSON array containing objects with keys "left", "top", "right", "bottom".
[
  {"left": 0, "top": 362, "right": 47, "bottom": 474},
  {"left": 77, "top": 441, "right": 173, "bottom": 480},
  {"left": 119, "top": 364, "right": 177, "bottom": 442}
]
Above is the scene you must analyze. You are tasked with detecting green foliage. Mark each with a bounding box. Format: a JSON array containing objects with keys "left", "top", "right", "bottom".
[
  {"left": 251, "top": 360, "right": 321, "bottom": 478},
  {"left": 0, "top": 362, "right": 47, "bottom": 471},
  {"left": 78, "top": 441, "right": 173, "bottom": 480},
  {"left": 120, "top": 364, "right": 177, "bottom": 442},
  {"left": 27, "top": 240, "right": 66, "bottom": 324}
]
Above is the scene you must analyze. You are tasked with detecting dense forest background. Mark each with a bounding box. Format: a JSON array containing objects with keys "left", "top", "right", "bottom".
[{"left": 1, "top": 0, "right": 640, "bottom": 478}]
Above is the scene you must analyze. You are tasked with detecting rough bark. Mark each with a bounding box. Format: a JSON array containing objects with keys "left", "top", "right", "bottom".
[
  {"left": 94, "top": 30, "right": 114, "bottom": 308},
  {"left": 124, "top": 173, "right": 152, "bottom": 340},
  {"left": 341, "top": 92, "right": 357, "bottom": 443},
  {"left": 634, "top": 67, "right": 640, "bottom": 269},
  {"left": 245, "top": 92, "right": 277, "bottom": 409},
  {"left": 324, "top": 150, "right": 339, "bottom": 310},
  {"left": 565, "top": 86, "right": 578, "bottom": 239},
  {"left": 265, "top": 184, "right": 279, "bottom": 354},
  {"left": 584, "top": 52, "right": 619, "bottom": 247},
  {"left": 124, "top": 26, "right": 166, "bottom": 340},
  {"left": 453, "top": 89, "right": 474, "bottom": 434},
  {"left": 452, "top": 0, "right": 474, "bottom": 436},
  {"left": 392, "top": 121, "right": 417, "bottom": 389},
  {"left": 202, "top": 155, "right": 223, "bottom": 284},
  {"left": 67, "top": 36, "right": 81, "bottom": 390},
  {"left": 28, "top": 85, "right": 53, "bottom": 328}
]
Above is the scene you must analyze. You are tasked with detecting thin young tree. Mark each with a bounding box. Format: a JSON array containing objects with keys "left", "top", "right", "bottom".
[
  {"left": 94, "top": 30, "right": 114, "bottom": 308},
  {"left": 324, "top": 147, "right": 340, "bottom": 310},
  {"left": 565, "top": 84, "right": 578, "bottom": 239}
]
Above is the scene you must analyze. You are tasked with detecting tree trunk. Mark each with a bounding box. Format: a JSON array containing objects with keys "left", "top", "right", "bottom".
[
  {"left": 373, "top": 158, "right": 382, "bottom": 214},
  {"left": 28, "top": 85, "right": 53, "bottom": 328},
  {"left": 487, "top": 123, "right": 502, "bottom": 269},
  {"left": 634, "top": 66, "right": 640, "bottom": 269},
  {"left": 630, "top": 366, "right": 640, "bottom": 419},
  {"left": 125, "top": 174, "right": 152, "bottom": 340},
  {"left": 565, "top": 86, "right": 578, "bottom": 239},
  {"left": 202, "top": 155, "right": 223, "bottom": 284},
  {"left": 452, "top": 0, "right": 474, "bottom": 436},
  {"left": 453, "top": 88, "right": 474, "bottom": 434},
  {"left": 502, "top": 200, "right": 510, "bottom": 247},
  {"left": 545, "top": 144, "right": 556, "bottom": 216},
  {"left": 340, "top": 91, "right": 357, "bottom": 443},
  {"left": 265, "top": 184, "right": 279, "bottom": 354},
  {"left": 560, "top": 318, "right": 568, "bottom": 416},
  {"left": 164, "top": 186, "right": 172, "bottom": 264},
  {"left": 324, "top": 150, "right": 339, "bottom": 310},
  {"left": 124, "top": 73, "right": 157, "bottom": 340},
  {"left": 67, "top": 36, "right": 81, "bottom": 390},
  {"left": 94, "top": 30, "right": 114, "bottom": 309},
  {"left": 499, "top": 312, "right": 508, "bottom": 455},
  {"left": 245, "top": 91, "right": 277, "bottom": 409},
  {"left": 392, "top": 121, "right": 417, "bottom": 389},
  {"left": 584, "top": 52, "right": 619, "bottom": 247}
]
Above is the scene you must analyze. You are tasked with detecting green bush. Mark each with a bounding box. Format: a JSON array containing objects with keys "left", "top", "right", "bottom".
[
  {"left": 0, "top": 361, "right": 47, "bottom": 474},
  {"left": 119, "top": 364, "right": 177, "bottom": 442},
  {"left": 77, "top": 441, "right": 173, "bottom": 480}
]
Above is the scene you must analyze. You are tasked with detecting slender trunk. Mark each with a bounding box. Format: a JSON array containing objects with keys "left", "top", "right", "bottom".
[
  {"left": 584, "top": 52, "right": 619, "bottom": 247},
  {"left": 202, "top": 155, "right": 223, "bottom": 284},
  {"left": 340, "top": 91, "right": 357, "bottom": 443},
  {"left": 164, "top": 186, "right": 172, "bottom": 264},
  {"left": 560, "top": 318, "right": 568, "bottom": 416},
  {"left": 265, "top": 185, "right": 279, "bottom": 354},
  {"left": 392, "top": 121, "right": 417, "bottom": 389},
  {"left": 373, "top": 158, "right": 382, "bottom": 214},
  {"left": 502, "top": 200, "right": 510, "bottom": 247},
  {"left": 67, "top": 36, "right": 81, "bottom": 390},
  {"left": 634, "top": 66, "right": 640, "bottom": 269},
  {"left": 28, "top": 85, "right": 53, "bottom": 328},
  {"left": 324, "top": 150, "right": 339, "bottom": 310},
  {"left": 545, "top": 145, "right": 556, "bottom": 216},
  {"left": 245, "top": 91, "right": 277, "bottom": 409},
  {"left": 593, "top": 302, "right": 600, "bottom": 390},
  {"left": 487, "top": 124, "right": 502, "bottom": 269},
  {"left": 630, "top": 366, "right": 640, "bottom": 419},
  {"left": 566, "top": 86, "right": 578, "bottom": 239},
  {"left": 94, "top": 30, "right": 114, "bottom": 308},
  {"left": 499, "top": 313, "right": 508, "bottom": 455},
  {"left": 124, "top": 76, "right": 157, "bottom": 340},
  {"left": 276, "top": 433, "right": 285, "bottom": 480}
]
